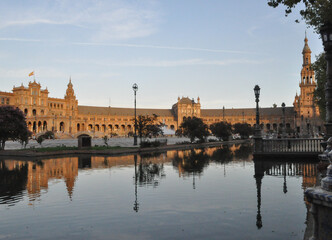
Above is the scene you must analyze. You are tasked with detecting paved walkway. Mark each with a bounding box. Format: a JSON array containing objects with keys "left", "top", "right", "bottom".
[{"left": 4, "top": 136, "right": 194, "bottom": 150}]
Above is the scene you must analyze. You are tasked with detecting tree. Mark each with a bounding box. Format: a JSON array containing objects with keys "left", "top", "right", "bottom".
[
  {"left": 37, "top": 135, "right": 44, "bottom": 146},
  {"left": 210, "top": 121, "right": 232, "bottom": 141},
  {"left": 135, "top": 114, "right": 164, "bottom": 142},
  {"left": 0, "top": 106, "right": 30, "bottom": 150},
  {"left": 267, "top": 0, "right": 332, "bottom": 31},
  {"left": 233, "top": 123, "right": 254, "bottom": 139},
  {"left": 19, "top": 128, "right": 31, "bottom": 149},
  {"left": 313, "top": 52, "right": 327, "bottom": 120},
  {"left": 103, "top": 135, "right": 109, "bottom": 146},
  {"left": 179, "top": 117, "right": 209, "bottom": 143}
]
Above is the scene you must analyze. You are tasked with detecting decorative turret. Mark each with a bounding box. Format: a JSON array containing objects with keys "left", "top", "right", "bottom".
[
  {"left": 64, "top": 78, "right": 78, "bottom": 120},
  {"left": 65, "top": 78, "right": 75, "bottom": 99},
  {"left": 294, "top": 34, "right": 319, "bottom": 125},
  {"left": 302, "top": 32, "right": 312, "bottom": 66}
]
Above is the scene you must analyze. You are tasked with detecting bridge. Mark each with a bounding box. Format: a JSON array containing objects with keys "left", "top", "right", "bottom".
[{"left": 253, "top": 138, "right": 324, "bottom": 160}]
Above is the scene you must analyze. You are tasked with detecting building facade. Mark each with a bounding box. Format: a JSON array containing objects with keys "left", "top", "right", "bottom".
[{"left": 0, "top": 37, "right": 323, "bottom": 138}]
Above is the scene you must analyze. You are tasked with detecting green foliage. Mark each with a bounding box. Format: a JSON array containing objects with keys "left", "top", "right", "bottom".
[
  {"left": 103, "top": 135, "right": 109, "bottom": 146},
  {"left": 209, "top": 121, "right": 232, "bottom": 141},
  {"left": 19, "top": 129, "right": 32, "bottom": 149},
  {"left": 42, "top": 131, "right": 54, "bottom": 139},
  {"left": 175, "top": 129, "right": 183, "bottom": 137},
  {"left": 313, "top": 52, "right": 327, "bottom": 120},
  {"left": 135, "top": 114, "right": 164, "bottom": 142},
  {"left": 0, "top": 106, "right": 30, "bottom": 150},
  {"left": 233, "top": 123, "right": 254, "bottom": 139},
  {"left": 179, "top": 117, "right": 209, "bottom": 143},
  {"left": 267, "top": 0, "right": 332, "bottom": 31},
  {"left": 37, "top": 135, "right": 45, "bottom": 146},
  {"left": 140, "top": 140, "right": 162, "bottom": 148}
]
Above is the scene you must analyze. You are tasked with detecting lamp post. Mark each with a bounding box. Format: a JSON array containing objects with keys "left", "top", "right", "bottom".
[
  {"left": 223, "top": 106, "right": 225, "bottom": 122},
  {"left": 253, "top": 85, "right": 262, "bottom": 154},
  {"left": 133, "top": 83, "right": 138, "bottom": 146},
  {"left": 321, "top": 23, "right": 332, "bottom": 139},
  {"left": 254, "top": 85, "right": 261, "bottom": 137},
  {"left": 282, "top": 102, "right": 286, "bottom": 137}
]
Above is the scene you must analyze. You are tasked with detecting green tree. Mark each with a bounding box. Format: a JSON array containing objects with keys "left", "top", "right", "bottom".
[
  {"left": 0, "top": 106, "right": 30, "bottom": 150},
  {"left": 19, "top": 128, "right": 31, "bottom": 149},
  {"left": 313, "top": 52, "right": 327, "bottom": 120},
  {"left": 233, "top": 123, "right": 254, "bottom": 139},
  {"left": 210, "top": 121, "right": 232, "bottom": 141},
  {"left": 135, "top": 114, "right": 164, "bottom": 142},
  {"left": 179, "top": 117, "right": 209, "bottom": 143},
  {"left": 37, "top": 135, "right": 45, "bottom": 146},
  {"left": 267, "top": 0, "right": 332, "bottom": 31}
]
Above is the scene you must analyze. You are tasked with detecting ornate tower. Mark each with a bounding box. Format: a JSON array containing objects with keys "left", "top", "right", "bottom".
[
  {"left": 294, "top": 35, "right": 318, "bottom": 119},
  {"left": 293, "top": 34, "right": 321, "bottom": 135},
  {"left": 64, "top": 78, "right": 78, "bottom": 133}
]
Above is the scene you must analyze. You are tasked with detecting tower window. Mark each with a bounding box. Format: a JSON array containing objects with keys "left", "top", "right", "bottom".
[{"left": 306, "top": 58, "right": 308, "bottom": 64}]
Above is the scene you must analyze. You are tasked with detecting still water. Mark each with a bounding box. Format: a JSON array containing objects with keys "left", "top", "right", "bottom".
[{"left": 0, "top": 144, "right": 318, "bottom": 240}]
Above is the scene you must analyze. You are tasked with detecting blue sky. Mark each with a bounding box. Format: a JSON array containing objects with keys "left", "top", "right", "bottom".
[{"left": 0, "top": 0, "right": 324, "bottom": 109}]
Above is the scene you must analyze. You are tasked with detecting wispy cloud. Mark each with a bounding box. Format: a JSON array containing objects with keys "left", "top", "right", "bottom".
[
  {"left": 0, "top": 37, "right": 42, "bottom": 42},
  {"left": 0, "top": 0, "right": 159, "bottom": 41},
  {"left": 247, "top": 26, "right": 259, "bottom": 37},
  {"left": 73, "top": 42, "right": 255, "bottom": 54},
  {"left": 0, "top": 37, "right": 259, "bottom": 55},
  {"left": 55, "top": 58, "right": 262, "bottom": 68}
]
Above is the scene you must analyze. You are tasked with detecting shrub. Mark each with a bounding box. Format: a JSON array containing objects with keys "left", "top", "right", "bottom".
[
  {"left": 43, "top": 131, "right": 55, "bottom": 139},
  {"left": 37, "top": 136, "right": 44, "bottom": 146},
  {"left": 140, "top": 140, "right": 161, "bottom": 148}
]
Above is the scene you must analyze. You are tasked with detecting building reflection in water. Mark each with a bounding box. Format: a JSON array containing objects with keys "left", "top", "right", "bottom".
[
  {"left": 0, "top": 143, "right": 320, "bottom": 235},
  {"left": 253, "top": 159, "right": 319, "bottom": 230}
]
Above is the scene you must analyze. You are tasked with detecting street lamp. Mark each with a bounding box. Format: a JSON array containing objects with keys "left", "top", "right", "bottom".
[
  {"left": 133, "top": 83, "right": 138, "bottom": 146},
  {"left": 281, "top": 102, "right": 286, "bottom": 137},
  {"left": 223, "top": 106, "right": 225, "bottom": 122},
  {"left": 320, "top": 23, "right": 332, "bottom": 138},
  {"left": 254, "top": 85, "right": 261, "bottom": 137}
]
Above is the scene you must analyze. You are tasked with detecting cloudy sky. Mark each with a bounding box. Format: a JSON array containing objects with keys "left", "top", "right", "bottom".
[{"left": 0, "top": 0, "right": 324, "bottom": 109}]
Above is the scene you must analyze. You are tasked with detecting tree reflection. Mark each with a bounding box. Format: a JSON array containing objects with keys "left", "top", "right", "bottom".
[
  {"left": 234, "top": 144, "right": 252, "bottom": 159},
  {"left": 210, "top": 146, "right": 233, "bottom": 164},
  {"left": 0, "top": 160, "right": 28, "bottom": 205},
  {"left": 172, "top": 149, "right": 210, "bottom": 175}
]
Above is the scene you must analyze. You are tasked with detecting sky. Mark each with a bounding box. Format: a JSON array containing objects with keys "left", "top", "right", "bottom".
[{"left": 0, "top": 0, "right": 324, "bottom": 110}]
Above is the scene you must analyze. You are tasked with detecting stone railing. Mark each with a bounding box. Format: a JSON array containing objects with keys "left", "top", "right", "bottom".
[{"left": 261, "top": 138, "right": 324, "bottom": 153}]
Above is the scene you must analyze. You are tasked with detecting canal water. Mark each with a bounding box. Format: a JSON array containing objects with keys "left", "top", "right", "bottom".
[{"left": 0, "top": 144, "right": 318, "bottom": 240}]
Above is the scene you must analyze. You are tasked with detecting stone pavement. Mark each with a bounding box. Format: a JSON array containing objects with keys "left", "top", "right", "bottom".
[{"left": 4, "top": 136, "right": 193, "bottom": 150}]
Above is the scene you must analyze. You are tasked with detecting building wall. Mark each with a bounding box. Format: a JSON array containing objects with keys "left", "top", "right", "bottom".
[{"left": 0, "top": 37, "right": 324, "bottom": 138}]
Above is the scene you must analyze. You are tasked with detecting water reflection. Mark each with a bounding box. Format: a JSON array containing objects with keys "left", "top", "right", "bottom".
[
  {"left": 0, "top": 160, "right": 28, "bottom": 205},
  {"left": 253, "top": 159, "right": 319, "bottom": 230},
  {"left": 137, "top": 153, "right": 165, "bottom": 187},
  {"left": 0, "top": 145, "right": 323, "bottom": 239}
]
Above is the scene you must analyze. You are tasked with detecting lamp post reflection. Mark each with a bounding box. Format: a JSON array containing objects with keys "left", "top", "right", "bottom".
[{"left": 133, "top": 154, "right": 139, "bottom": 212}]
